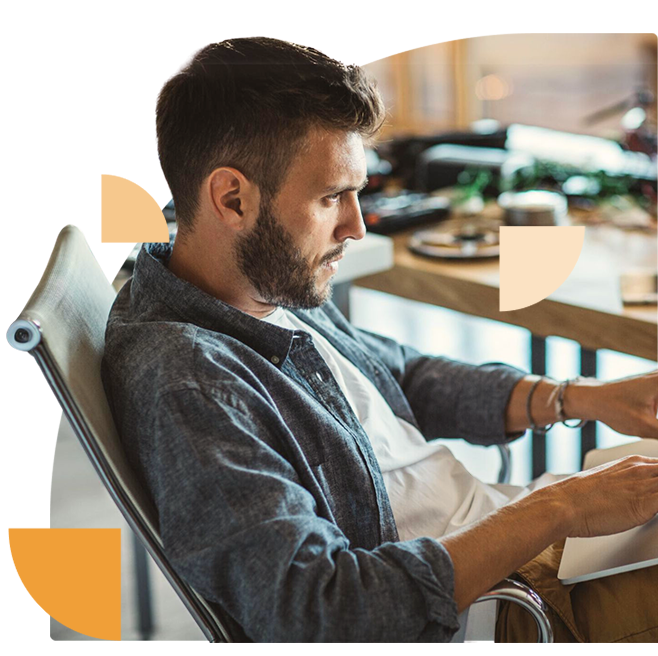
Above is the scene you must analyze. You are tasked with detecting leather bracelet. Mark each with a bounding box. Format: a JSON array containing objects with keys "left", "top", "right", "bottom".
[
  {"left": 526, "top": 376, "right": 554, "bottom": 434},
  {"left": 553, "top": 377, "right": 588, "bottom": 429}
]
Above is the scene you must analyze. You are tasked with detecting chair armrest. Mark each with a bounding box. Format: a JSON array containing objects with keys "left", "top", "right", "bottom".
[
  {"left": 496, "top": 444, "right": 512, "bottom": 484},
  {"left": 474, "top": 578, "right": 553, "bottom": 643}
]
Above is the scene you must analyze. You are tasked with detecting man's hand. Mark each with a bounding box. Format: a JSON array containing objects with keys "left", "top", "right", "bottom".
[
  {"left": 547, "top": 454, "right": 658, "bottom": 537},
  {"left": 567, "top": 371, "right": 658, "bottom": 439},
  {"left": 442, "top": 452, "right": 658, "bottom": 613}
]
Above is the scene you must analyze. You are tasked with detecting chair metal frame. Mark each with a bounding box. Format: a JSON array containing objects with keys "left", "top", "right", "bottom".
[
  {"left": 7, "top": 225, "right": 553, "bottom": 643},
  {"left": 8, "top": 319, "right": 231, "bottom": 642}
]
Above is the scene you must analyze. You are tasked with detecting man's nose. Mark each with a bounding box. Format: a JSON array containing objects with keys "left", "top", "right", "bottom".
[{"left": 335, "top": 193, "right": 366, "bottom": 243}]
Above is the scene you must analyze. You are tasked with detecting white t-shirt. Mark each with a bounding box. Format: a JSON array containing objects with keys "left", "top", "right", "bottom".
[
  {"left": 264, "top": 308, "right": 558, "bottom": 538},
  {"left": 263, "top": 308, "right": 558, "bottom": 640}
]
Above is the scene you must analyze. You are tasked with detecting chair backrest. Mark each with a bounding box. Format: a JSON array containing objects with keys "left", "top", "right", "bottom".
[{"left": 6, "top": 225, "right": 232, "bottom": 642}]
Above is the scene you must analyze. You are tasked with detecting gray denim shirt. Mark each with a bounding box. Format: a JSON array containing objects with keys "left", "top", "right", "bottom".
[{"left": 101, "top": 242, "right": 526, "bottom": 642}]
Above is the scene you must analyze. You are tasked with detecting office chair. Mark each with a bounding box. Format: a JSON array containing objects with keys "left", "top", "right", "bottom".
[{"left": 6, "top": 224, "right": 553, "bottom": 643}]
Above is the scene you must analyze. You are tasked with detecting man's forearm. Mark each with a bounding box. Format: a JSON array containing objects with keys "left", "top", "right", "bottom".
[
  {"left": 443, "top": 447, "right": 658, "bottom": 613},
  {"left": 440, "top": 486, "right": 569, "bottom": 613}
]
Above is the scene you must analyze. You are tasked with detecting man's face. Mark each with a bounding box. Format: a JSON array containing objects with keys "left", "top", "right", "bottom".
[{"left": 234, "top": 128, "right": 368, "bottom": 309}]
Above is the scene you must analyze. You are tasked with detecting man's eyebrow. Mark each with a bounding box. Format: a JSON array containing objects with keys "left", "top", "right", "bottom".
[{"left": 321, "top": 177, "right": 369, "bottom": 195}]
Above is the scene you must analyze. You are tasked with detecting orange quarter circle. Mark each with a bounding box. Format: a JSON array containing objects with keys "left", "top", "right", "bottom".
[
  {"left": 9, "top": 528, "right": 121, "bottom": 640},
  {"left": 101, "top": 174, "right": 169, "bottom": 243}
]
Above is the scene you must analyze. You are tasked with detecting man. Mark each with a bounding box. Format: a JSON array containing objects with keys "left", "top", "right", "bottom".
[{"left": 101, "top": 37, "right": 658, "bottom": 642}]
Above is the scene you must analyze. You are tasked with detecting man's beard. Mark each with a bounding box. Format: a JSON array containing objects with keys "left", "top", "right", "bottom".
[{"left": 234, "top": 201, "right": 344, "bottom": 310}]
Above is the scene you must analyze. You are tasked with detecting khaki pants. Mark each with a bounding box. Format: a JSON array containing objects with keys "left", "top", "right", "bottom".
[{"left": 495, "top": 539, "right": 658, "bottom": 642}]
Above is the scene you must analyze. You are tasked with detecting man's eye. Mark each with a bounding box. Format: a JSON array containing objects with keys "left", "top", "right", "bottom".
[{"left": 326, "top": 193, "right": 341, "bottom": 203}]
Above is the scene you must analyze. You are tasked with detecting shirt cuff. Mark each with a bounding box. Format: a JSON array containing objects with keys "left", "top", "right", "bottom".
[{"left": 386, "top": 537, "right": 461, "bottom": 640}]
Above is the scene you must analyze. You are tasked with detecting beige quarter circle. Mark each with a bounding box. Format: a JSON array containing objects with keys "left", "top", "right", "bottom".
[
  {"left": 500, "top": 226, "right": 585, "bottom": 311},
  {"left": 101, "top": 175, "right": 169, "bottom": 243}
]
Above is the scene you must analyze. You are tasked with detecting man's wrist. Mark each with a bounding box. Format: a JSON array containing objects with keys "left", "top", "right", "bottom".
[
  {"left": 562, "top": 377, "right": 603, "bottom": 422},
  {"left": 530, "top": 481, "right": 576, "bottom": 539}
]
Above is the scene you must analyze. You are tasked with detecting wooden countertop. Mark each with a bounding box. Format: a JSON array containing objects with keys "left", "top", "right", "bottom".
[{"left": 355, "top": 224, "right": 657, "bottom": 361}]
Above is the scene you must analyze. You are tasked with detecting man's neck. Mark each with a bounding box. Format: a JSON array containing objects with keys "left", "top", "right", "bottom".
[{"left": 167, "top": 237, "right": 276, "bottom": 319}]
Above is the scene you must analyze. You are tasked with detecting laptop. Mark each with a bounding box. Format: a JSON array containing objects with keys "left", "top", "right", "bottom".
[{"left": 558, "top": 439, "right": 658, "bottom": 585}]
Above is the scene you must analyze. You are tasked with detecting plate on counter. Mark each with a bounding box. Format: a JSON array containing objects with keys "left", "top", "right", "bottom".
[{"left": 408, "top": 217, "right": 502, "bottom": 260}]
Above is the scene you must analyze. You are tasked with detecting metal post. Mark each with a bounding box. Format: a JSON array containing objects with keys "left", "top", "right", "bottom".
[
  {"left": 580, "top": 347, "right": 598, "bottom": 467},
  {"left": 530, "top": 335, "right": 547, "bottom": 479},
  {"left": 132, "top": 530, "right": 154, "bottom": 640}
]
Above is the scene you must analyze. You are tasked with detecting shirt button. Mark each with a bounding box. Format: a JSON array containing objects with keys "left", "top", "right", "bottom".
[
  {"left": 316, "top": 372, "right": 323, "bottom": 382},
  {"left": 271, "top": 355, "right": 280, "bottom": 364}
]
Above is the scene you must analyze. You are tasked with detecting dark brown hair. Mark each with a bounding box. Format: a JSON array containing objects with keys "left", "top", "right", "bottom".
[{"left": 156, "top": 37, "right": 385, "bottom": 237}]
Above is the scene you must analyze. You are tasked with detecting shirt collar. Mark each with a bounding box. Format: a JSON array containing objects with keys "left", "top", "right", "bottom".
[{"left": 130, "top": 242, "right": 297, "bottom": 367}]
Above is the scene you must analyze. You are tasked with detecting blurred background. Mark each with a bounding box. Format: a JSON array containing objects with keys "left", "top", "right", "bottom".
[
  {"left": 351, "top": 33, "right": 657, "bottom": 483},
  {"left": 366, "top": 34, "right": 656, "bottom": 141}
]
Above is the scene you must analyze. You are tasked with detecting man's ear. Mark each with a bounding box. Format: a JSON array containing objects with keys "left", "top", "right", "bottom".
[{"left": 207, "top": 167, "right": 260, "bottom": 230}]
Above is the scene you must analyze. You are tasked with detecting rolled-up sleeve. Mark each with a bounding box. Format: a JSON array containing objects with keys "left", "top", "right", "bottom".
[
  {"left": 353, "top": 327, "right": 527, "bottom": 445},
  {"left": 151, "top": 386, "right": 459, "bottom": 642}
]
